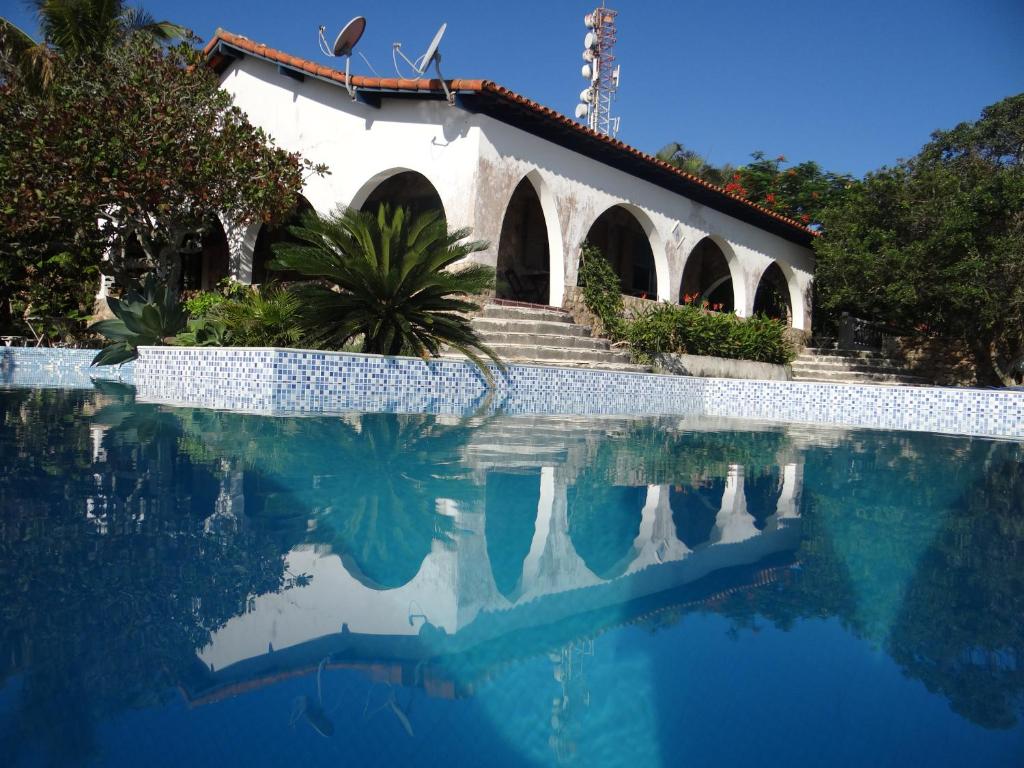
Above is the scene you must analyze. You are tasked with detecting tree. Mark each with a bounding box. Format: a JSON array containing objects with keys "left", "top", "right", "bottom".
[
  {"left": 0, "top": 33, "right": 326, "bottom": 335},
  {"left": 1, "top": 0, "right": 187, "bottom": 91},
  {"left": 270, "top": 204, "right": 503, "bottom": 376},
  {"left": 814, "top": 94, "right": 1024, "bottom": 385},
  {"left": 656, "top": 141, "right": 737, "bottom": 187}
]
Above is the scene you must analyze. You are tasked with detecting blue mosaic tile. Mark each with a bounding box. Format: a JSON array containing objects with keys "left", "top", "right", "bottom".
[{"left": 126, "top": 346, "right": 1024, "bottom": 440}]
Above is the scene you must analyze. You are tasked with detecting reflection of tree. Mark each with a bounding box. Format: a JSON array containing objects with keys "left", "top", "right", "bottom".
[
  {"left": 175, "top": 409, "right": 483, "bottom": 590},
  {"left": 888, "top": 452, "right": 1024, "bottom": 729},
  {"left": 718, "top": 432, "right": 1024, "bottom": 730},
  {"left": 0, "top": 388, "right": 296, "bottom": 765}
]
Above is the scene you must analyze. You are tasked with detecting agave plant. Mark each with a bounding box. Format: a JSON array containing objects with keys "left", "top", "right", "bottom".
[
  {"left": 270, "top": 204, "right": 504, "bottom": 380},
  {"left": 91, "top": 274, "right": 187, "bottom": 365}
]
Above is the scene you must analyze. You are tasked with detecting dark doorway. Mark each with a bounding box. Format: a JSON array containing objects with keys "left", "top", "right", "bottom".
[
  {"left": 584, "top": 206, "right": 656, "bottom": 298},
  {"left": 679, "top": 237, "right": 734, "bottom": 311},
  {"left": 496, "top": 179, "right": 551, "bottom": 305},
  {"left": 753, "top": 262, "right": 792, "bottom": 324},
  {"left": 251, "top": 197, "right": 314, "bottom": 284},
  {"left": 359, "top": 171, "right": 446, "bottom": 223}
]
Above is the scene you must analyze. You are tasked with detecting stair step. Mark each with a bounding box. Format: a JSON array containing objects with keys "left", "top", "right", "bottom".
[
  {"left": 479, "top": 305, "right": 572, "bottom": 323},
  {"left": 485, "top": 343, "right": 633, "bottom": 364},
  {"left": 793, "top": 370, "right": 927, "bottom": 385},
  {"left": 795, "top": 355, "right": 906, "bottom": 368},
  {"left": 792, "top": 362, "right": 916, "bottom": 375},
  {"left": 472, "top": 317, "right": 592, "bottom": 338},
  {"left": 474, "top": 331, "right": 611, "bottom": 351},
  {"left": 802, "top": 347, "right": 894, "bottom": 360}
]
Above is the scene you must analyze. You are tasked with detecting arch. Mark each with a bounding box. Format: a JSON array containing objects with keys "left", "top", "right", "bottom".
[
  {"left": 485, "top": 469, "right": 541, "bottom": 600},
  {"left": 744, "top": 466, "right": 783, "bottom": 531},
  {"left": 678, "top": 236, "right": 745, "bottom": 312},
  {"left": 582, "top": 204, "right": 665, "bottom": 300},
  {"left": 199, "top": 218, "right": 230, "bottom": 291},
  {"left": 669, "top": 480, "right": 726, "bottom": 550},
  {"left": 251, "top": 196, "right": 315, "bottom": 284},
  {"left": 753, "top": 262, "right": 793, "bottom": 325},
  {"left": 350, "top": 168, "right": 446, "bottom": 224},
  {"left": 753, "top": 260, "right": 805, "bottom": 330},
  {"left": 567, "top": 480, "right": 645, "bottom": 580},
  {"left": 495, "top": 171, "right": 565, "bottom": 306}
]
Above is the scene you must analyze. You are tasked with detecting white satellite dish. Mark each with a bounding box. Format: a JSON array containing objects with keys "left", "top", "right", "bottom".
[
  {"left": 584, "top": 12, "right": 596, "bottom": 28},
  {"left": 318, "top": 16, "right": 367, "bottom": 100},
  {"left": 575, "top": 103, "right": 589, "bottom": 119},
  {"left": 581, "top": 63, "right": 591, "bottom": 79},
  {"left": 580, "top": 88, "right": 592, "bottom": 103},
  {"left": 584, "top": 31, "right": 596, "bottom": 49}
]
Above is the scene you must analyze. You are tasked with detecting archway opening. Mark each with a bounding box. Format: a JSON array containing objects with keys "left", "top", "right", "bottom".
[
  {"left": 669, "top": 480, "right": 726, "bottom": 550},
  {"left": 180, "top": 218, "right": 231, "bottom": 293},
  {"left": 745, "top": 467, "right": 783, "bottom": 531},
  {"left": 753, "top": 262, "right": 793, "bottom": 325},
  {"left": 485, "top": 469, "right": 541, "bottom": 600},
  {"left": 252, "top": 196, "right": 314, "bottom": 284},
  {"left": 680, "top": 237, "right": 734, "bottom": 311},
  {"left": 359, "top": 171, "right": 446, "bottom": 223},
  {"left": 584, "top": 206, "right": 656, "bottom": 298},
  {"left": 495, "top": 179, "right": 551, "bottom": 305},
  {"left": 567, "top": 480, "right": 645, "bottom": 580}
]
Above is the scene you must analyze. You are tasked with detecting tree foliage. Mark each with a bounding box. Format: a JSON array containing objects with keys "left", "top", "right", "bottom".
[
  {"left": 814, "top": 94, "right": 1024, "bottom": 385},
  {"left": 656, "top": 142, "right": 852, "bottom": 225},
  {"left": 271, "top": 204, "right": 503, "bottom": 379},
  {"left": 0, "top": 32, "right": 326, "bottom": 336}
]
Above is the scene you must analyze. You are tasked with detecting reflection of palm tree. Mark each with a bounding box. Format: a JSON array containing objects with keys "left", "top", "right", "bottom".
[{"left": 174, "top": 409, "right": 483, "bottom": 590}]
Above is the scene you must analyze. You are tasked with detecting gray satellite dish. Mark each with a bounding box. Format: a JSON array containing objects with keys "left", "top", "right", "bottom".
[
  {"left": 318, "top": 16, "right": 367, "bottom": 100},
  {"left": 417, "top": 22, "right": 447, "bottom": 74},
  {"left": 333, "top": 16, "right": 366, "bottom": 56}
]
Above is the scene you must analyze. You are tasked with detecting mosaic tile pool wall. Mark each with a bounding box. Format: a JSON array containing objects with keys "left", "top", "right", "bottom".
[
  {"left": 1, "top": 348, "right": 133, "bottom": 389},
  {"left": 130, "top": 347, "right": 1024, "bottom": 439}
]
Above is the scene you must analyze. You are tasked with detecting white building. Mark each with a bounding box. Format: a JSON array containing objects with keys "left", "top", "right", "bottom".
[{"left": 199, "top": 30, "right": 817, "bottom": 332}]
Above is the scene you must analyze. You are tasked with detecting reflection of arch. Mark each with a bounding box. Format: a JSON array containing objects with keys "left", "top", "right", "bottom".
[
  {"left": 753, "top": 260, "right": 804, "bottom": 329},
  {"left": 669, "top": 480, "right": 725, "bottom": 549},
  {"left": 496, "top": 174, "right": 559, "bottom": 305},
  {"left": 251, "top": 196, "right": 314, "bottom": 284},
  {"left": 744, "top": 467, "right": 783, "bottom": 531},
  {"left": 583, "top": 205, "right": 661, "bottom": 299},
  {"left": 351, "top": 168, "right": 446, "bottom": 224},
  {"left": 567, "top": 482, "right": 645, "bottom": 579},
  {"left": 679, "top": 236, "right": 742, "bottom": 312},
  {"left": 485, "top": 470, "right": 540, "bottom": 600},
  {"left": 753, "top": 262, "right": 793, "bottom": 326}
]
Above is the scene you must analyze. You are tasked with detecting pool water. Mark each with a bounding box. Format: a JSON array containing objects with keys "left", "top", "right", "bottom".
[{"left": 1, "top": 385, "right": 1022, "bottom": 767}]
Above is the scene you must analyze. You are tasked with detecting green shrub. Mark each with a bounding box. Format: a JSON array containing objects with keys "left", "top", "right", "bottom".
[
  {"left": 577, "top": 242, "right": 625, "bottom": 339},
  {"left": 625, "top": 302, "right": 792, "bottom": 365},
  {"left": 207, "top": 284, "right": 306, "bottom": 348},
  {"left": 182, "top": 290, "right": 225, "bottom": 319}
]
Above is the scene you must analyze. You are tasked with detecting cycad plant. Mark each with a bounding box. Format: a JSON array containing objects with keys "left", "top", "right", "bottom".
[{"left": 271, "top": 204, "right": 503, "bottom": 380}]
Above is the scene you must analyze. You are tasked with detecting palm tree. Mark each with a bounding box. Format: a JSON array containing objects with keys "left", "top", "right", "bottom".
[
  {"left": 1, "top": 0, "right": 186, "bottom": 89},
  {"left": 656, "top": 141, "right": 737, "bottom": 187},
  {"left": 271, "top": 204, "right": 504, "bottom": 380}
]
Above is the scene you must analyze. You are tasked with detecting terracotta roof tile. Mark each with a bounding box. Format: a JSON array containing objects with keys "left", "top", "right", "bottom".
[{"left": 204, "top": 29, "right": 817, "bottom": 239}]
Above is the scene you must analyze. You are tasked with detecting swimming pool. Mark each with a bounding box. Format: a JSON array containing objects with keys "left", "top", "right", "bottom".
[{"left": 1, "top": 384, "right": 1022, "bottom": 766}]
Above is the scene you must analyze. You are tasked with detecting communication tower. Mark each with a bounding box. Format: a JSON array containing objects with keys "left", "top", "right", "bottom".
[{"left": 575, "top": 3, "right": 621, "bottom": 137}]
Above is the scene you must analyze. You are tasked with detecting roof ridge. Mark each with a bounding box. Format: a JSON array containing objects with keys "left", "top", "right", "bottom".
[{"left": 204, "top": 29, "right": 817, "bottom": 239}]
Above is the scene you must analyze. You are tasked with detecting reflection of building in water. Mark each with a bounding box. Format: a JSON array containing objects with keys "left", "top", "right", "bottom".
[{"left": 191, "top": 418, "right": 807, "bottom": 709}]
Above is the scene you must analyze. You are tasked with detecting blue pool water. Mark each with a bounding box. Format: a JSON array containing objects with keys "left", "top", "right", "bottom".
[{"left": 1, "top": 385, "right": 1022, "bottom": 767}]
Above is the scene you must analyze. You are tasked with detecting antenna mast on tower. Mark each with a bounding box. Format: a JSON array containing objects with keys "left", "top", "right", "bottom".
[{"left": 576, "top": 3, "right": 621, "bottom": 137}]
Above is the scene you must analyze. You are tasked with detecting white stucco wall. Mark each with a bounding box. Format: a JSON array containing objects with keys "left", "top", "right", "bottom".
[{"left": 217, "top": 55, "right": 815, "bottom": 330}]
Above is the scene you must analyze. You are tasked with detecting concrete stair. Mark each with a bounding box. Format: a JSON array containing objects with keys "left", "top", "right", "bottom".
[
  {"left": 791, "top": 347, "right": 928, "bottom": 386},
  {"left": 469, "top": 302, "right": 648, "bottom": 372}
]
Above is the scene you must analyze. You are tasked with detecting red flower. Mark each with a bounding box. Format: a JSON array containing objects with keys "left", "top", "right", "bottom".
[
  {"left": 776, "top": 155, "right": 786, "bottom": 162},
  {"left": 800, "top": 214, "right": 811, "bottom": 223},
  {"left": 765, "top": 193, "right": 776, "bottom": 204}
]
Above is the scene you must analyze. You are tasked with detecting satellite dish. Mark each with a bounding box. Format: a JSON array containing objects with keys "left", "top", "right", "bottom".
[
  {"left": 318, "top": 16, "right": 367, "bottom": 101},
  {"left": 584, "top": 31, "right": 596, "bottom": 49},
  {"left": 418, "top": 22, "right": 447, "bottom": 73},
  {"left": 581, "top": 64, "right": 591, "bottom": 79},
  {"left": 580, "top": 88, "right": 592, "bottom": 103},
  {"left": 333, "top": 16, "right": 366, "bottom": 56},
  {"left": 575, "top": 103, "right": 589, "bottom": 119}
]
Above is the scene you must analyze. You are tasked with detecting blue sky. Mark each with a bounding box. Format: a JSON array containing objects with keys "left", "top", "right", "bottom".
[{"left": 4, "top": 0, "right": 1022, "bottom": 176}]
